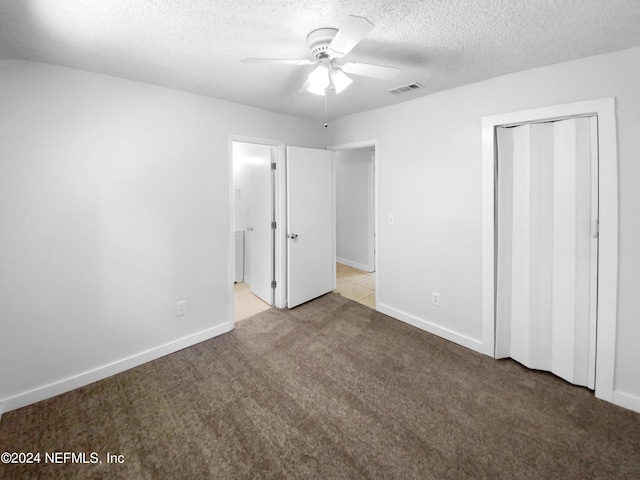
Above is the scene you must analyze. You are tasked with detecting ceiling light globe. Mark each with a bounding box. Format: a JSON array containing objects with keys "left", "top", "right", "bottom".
[
  {"left": 331, "top": 69, "right": 353, "bottom": 93},
  {"left": 307, "top": 64, "right": 330, "bottom": 95}
]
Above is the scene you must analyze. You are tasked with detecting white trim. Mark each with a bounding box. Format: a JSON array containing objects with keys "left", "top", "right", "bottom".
[
  {"left": 329, "top": 139, "right": 379, "bottom": 151},
  {"left": 587, "top": 116, "right": 599, "bottom": 390},
  {"left": 612, "top": 391, "right": 640, "bottom": 414},
  {"left": 328, "top": 140, "right": 379, "bottom": 310},
  {"left": 481, "top": 98, "right": 615, "bottom": 128},
  {"left": 332, "top": 149, "right": 337, "bottom": 290},
  {"left": 0, "top": 323, "right": 233, "bottom": 413},
  {"left": 336, "top": 257, "right": 371, "bottom": 273},
  {"left": 592, "top": 106, "right": 618, "bottom": 403},
  {"left": 482, "top": 98, "right": 618, "bottom": 403},
  {"left": 228, "top": 137, "right": 236, "bottom": 324},
  {"left": 275, "top": 142, "right": 287, "bottom": 308},
  {"left": 228, "top": 135, "right": 287, "bottom": 309},
  {"left": 377, "top": 303, "right": 485, "bottom": 354},
  {"left": 367, "top": 151, "right": 375, "bottom": 272},
  {"left": 481, "top": 125, "right": 498, "bottom": 357}
]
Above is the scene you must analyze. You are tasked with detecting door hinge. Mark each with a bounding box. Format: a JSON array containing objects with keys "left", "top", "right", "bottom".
[
  {"left": 271, "top": 162, "right": 276, "bottom": 170},
  {"left": 271, "top": 280, "right": 277, "bottom": 288},
  {"left": 271, "top": 221, "right": 277, "bottom": 229}
]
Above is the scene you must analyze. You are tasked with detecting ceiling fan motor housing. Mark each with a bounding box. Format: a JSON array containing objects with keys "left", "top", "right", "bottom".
[{"left": 307, "top": 28, "right": 338, "bottom": 59}]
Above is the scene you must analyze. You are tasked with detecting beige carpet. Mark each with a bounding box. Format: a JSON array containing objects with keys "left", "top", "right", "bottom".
[{"left": 1, "top": 293, "right": 639, "bottom": 479}]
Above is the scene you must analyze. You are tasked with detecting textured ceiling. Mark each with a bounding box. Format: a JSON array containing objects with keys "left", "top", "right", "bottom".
[{"left": 1, "top": 1, "right": 640, "bottom": 122}]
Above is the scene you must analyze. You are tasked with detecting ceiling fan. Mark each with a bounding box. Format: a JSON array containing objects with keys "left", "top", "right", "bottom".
[{"left": 243, "top": 15, "right": 400, "bottom": 96}]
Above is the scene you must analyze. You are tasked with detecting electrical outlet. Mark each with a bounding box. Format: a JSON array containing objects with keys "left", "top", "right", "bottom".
[
  {"left": 176, "top": 300, "right": 187, "bottom": 317},
  {"left": 431, "top": 292, "right": 440, "bottom": 307}
]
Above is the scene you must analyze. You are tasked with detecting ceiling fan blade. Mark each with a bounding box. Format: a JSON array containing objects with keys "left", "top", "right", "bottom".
[
  {"left": 242, "top": 58, "right": 314, "bottom": 65},
  {"left": 328, "top": 15, "right": 374, "bottom": 57},
  {"left": 341, "top": 62, "right": 400, "bottom": 80}
]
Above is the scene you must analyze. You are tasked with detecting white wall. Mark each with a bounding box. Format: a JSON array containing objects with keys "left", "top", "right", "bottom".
[
  {"left": 0, "top": 60, "right": 323, "bottom": 412},
  {"left": 335, "top": 148, "right": 373, "bottom": 271},
  {"left": 326, "top": 46, "right": 640, "bottom": 412}
]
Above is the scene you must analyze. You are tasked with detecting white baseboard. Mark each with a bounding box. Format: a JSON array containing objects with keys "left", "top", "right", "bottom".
[
  {"left": 612, "top": 390, "right": 640, "bottom": 414},
  {"left": 377, "top": 302, "right": 486, "bottom": 355},
  {"left": 337, "top": 257, "right": 373, "bottom": 273},
  {"left": 0, "top": 322, "right": 233, "bottom": 414}
]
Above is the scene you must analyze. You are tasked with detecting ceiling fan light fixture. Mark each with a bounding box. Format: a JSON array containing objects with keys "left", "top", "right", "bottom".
[
  {"left": 244, "top": 15, "right": 401, "bottom": 101},
  {"left": 331, "top": 69, "right": 352, "bottom": 93},
  {"left": 307, "top": 64, "right": 330, "bottom": 95}
]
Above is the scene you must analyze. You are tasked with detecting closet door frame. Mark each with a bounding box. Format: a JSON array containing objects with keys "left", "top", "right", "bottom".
[{"left": 481, "top": 98, "right": 618, "bottom": 403}]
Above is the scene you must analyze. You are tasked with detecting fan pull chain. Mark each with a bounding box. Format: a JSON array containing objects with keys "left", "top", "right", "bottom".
[{"left": 324, "top": 88, "right": 329, "bottom": 128}]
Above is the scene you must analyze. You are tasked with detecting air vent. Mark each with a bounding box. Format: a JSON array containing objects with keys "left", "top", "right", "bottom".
[{"left": 387, "top": 82, "right": 424, "bottom": 95}]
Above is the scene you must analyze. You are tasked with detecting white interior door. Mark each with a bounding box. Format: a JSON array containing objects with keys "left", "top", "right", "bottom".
[
  {"left": 287, "top": 146, "right": 333, "bottom": 308},
  {"left": 248, "top": 144, "right": 274, "bottom": 305},
  {"left": 496, "top": 117, "right": 598, "bottom": 388}
]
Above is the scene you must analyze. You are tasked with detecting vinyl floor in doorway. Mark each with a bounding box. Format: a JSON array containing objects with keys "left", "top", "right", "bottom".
[
  {"left": 1, "top": 293, "right": 639, "bottom": 479},
  {"left": 334, "top": 263, "right": 375, "bottom": 308},
  {"left": 234, "top": 282, "right": 270, "bottom": 322}
]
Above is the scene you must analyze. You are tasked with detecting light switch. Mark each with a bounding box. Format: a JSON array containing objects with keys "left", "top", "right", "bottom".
[{"left": 387, "top": 213, "right": 395, "bottom": 225}]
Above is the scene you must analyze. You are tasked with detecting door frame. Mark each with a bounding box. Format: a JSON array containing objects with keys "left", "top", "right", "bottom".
[
  {"left": 328, "top": 139, "right": 379, "bottom": 308},
  {"left": 228, "top": 135, "right": 287, "bottom": 322},
  {"left": 481, "top": 98, "right": 618, "bottom": 403}
]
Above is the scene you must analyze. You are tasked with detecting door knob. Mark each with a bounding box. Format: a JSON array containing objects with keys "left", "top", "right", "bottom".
[
  {"left": 247, "top": 227, "right": 254, "bottom": 231},
  {"left": 287, "top": 233, "right": 298, "bottom": 240}
]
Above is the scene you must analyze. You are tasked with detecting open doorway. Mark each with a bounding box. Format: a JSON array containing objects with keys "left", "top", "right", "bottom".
[
  {"left": 231, "top": 140, "right": 275, "bottom": 321},
  {"left": 331, "top": 143, "right": 377, "bottom": 309}
]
